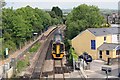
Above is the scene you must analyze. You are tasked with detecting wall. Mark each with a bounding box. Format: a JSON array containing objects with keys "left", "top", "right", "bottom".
[
  {"left": 6, "top": 67, "right": 13, "bottom": 78},
  {"left": 112, "top": 34, "right": 118, "bottom": 43},
  {"left": 96, "top": 35, "right": 112, "bottom": 59},
  {"left": 98, "top": 50, "right": 116, "bottom": 61},
  {"left": 112, "top": 50, "right": 117, "bottom": 58},
  {"left": 96, "top": 35, "right": 112, "bottom": 48},
  {"left": 72, "top": 30, "right": 97, "bottom": 59},
  {"left": 0, "top": 65, "right": 3, "bottom": 78}
]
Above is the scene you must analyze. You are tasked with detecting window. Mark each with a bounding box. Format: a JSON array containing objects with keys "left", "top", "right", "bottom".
[
  {"left": 117, "top": 34, "right": 119, "bottom": 41},
  {"left": 106, "top": 50, "right": 109, "bottom": 55},
  {"left": 91, "top": 40, "right": 96, "bottom": 50},
  {"left": 60, "top": 44, "right": 64, "bottom": 52},
  {"left": 116, "top": 50, "right": 120, "bottom": 55},
  {"left": 104, "top": 36, "right": 106, "bottom": 42},
  {"left": 53, "top": 44, "right": 56, "bottom": 51}
]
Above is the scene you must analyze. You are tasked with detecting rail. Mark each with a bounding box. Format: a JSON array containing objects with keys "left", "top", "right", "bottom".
[
  {"left": 53, "top": 60, "right": 65, "bottom": 80},
  {"left": 31, "top": 26, "right": 59, "bottom": 79}
]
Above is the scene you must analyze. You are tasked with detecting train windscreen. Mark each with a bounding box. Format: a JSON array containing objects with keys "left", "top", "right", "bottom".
[
  {"left": 60, "top": 44, "right": 64, "bottom": 52},
  {"left": 53, "top": 43, "right": 64, "bottom": 53}
]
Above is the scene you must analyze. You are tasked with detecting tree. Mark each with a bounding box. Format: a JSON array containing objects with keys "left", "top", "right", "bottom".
[
  {"left": 47, "top": 11, "right": 57, "bottom": 18},
  {"left": 47, "top": 7, "right": 63, "bottom": 25},
  {"left": 52, "top": 6, "right": 63, "bottom": 17},
  {"left": 66, "top": 4, "right": 105, "bottom": 39},
  {"left": 2, "top": 6, "right": 52, "bottom": 57}
]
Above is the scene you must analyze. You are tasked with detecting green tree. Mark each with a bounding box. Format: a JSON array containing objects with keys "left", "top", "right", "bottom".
[
  {"left": 47, "top": 6, "right": 63, "bottom": 25},
  {"left": 2, "top": 6, "right": 52, "bottom": 57},
  {"left": 47, "top": 11, "right": 57, "bottom": 18},
  {"left": 52, "top": 6, "right": 63, "bottom": 17},
  {"left": 66, "top": 4, "right": 105, "bottom": 39}
]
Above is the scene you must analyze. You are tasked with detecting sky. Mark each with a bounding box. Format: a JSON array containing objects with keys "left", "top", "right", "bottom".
[{"left": 4, "top": 0, "right": 120, "bottom": 9}]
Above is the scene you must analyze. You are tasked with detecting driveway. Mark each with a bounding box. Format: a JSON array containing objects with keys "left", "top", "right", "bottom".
[{"left": 84, "top": 60, "right": 119, "bottom": 78}]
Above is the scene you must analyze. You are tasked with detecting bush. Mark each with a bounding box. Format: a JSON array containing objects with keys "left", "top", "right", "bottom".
[{"left": 68, "top": 47, "right": 78, "bottom": 64}]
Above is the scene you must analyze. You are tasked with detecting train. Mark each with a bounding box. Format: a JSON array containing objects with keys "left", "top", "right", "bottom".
[{"left": 51, "top": 30, "right": 65, "bottom": 60}]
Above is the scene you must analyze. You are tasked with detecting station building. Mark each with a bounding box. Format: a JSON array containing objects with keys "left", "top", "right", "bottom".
[{"left": 71, "top": 26, "right": 120, "bottom": 61}]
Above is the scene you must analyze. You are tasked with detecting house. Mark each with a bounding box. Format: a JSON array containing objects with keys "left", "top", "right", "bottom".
[
  {"left": 71, "top": 27, "right": 120, "bottom": 61},
  {"left": 98, "top": 43, "right": 120, "bottom": 61}
]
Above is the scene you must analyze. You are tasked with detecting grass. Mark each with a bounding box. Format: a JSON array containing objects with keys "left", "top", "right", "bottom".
[
  {"left": 29, "top": 42, "right": 41, "bottom": 53},
  {"left": 16, "top": 57, "right": 29, "bottom": 73},
  {"left": 16, "top": 42, "right": 40, "bottom": 73}
]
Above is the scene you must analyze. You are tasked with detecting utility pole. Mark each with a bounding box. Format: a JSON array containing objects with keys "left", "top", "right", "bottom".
[
  {"left": 83, "top": 55, "right": 84, "bottom": 70},
  {"left": 73, "top": 57, "right": 75, "bottom": 71}
]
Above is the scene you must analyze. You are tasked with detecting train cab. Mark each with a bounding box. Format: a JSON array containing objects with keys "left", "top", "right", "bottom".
[{"left": 52, "top": 42, "right": 65, "bottom": 60}]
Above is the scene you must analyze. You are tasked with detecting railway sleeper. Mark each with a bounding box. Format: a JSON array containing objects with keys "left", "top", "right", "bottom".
[{"left": 54, "top": 67, "right": 70, "bottom": 73}]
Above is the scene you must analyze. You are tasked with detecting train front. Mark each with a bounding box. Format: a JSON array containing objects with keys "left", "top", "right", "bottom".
[{"left": 52, "top": 33, "right": 65, "bottom": 60}]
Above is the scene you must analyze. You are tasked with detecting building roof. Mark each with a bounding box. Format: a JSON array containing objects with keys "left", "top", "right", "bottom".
[
  {"left": 98, "top": 43, "right": 120, "bottom": 50},
  {"left": 87, "top": 27, "right": 120, "bottom": 36}
]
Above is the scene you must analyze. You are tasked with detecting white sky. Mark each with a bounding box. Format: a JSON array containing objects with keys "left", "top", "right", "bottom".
[{"left": 4, "top": 0, "right": 120, "bottom": 9}]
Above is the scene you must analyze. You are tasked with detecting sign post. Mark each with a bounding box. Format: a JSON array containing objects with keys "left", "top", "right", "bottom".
[
  {"left": 33, "top": 33, "right": 38, "bottom": 40},
  {"left": 101, "top": 66, "right": 112, "bottom": 79},
  {"left": 73, "top": 57, "right": 75, "bottom": 71},
  {"left": 5, "top": 48, "right": 8, "bottom": 58}
]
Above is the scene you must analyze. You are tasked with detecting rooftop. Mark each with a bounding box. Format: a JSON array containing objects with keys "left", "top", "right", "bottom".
[
  {"left": 98, "top": 43, "right": 120, "bottom": 50},
  {"left": 88, "top": 27, "right": 120, "bottom": 36}
]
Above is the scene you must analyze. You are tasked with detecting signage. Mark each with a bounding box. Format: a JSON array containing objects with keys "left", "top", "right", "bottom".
[
  {"left": 101, "top": 66, "right": 112, "bottom": 73},
  {"left": 5, "top": 48, "right": 8, "bottom": 56}
]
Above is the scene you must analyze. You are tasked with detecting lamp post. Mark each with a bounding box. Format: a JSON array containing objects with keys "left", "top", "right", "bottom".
[{"left": 83, "top": 54, "right": 84, "bottom": 70}]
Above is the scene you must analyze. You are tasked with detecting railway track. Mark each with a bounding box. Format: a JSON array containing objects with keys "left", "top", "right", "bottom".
[
  {"left": 31, "top": 25, "right": 68, "bottom": 79},
  {"left": 31, "top": 26, "right": 59, "bottom": 79},
  {"left": 53, "top": 60, "right": 65, "bottom": 80}
]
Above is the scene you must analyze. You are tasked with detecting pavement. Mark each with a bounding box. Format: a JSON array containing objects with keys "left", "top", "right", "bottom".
[{"left": 84, "top": 60, "right": 119, "bottom": 78}]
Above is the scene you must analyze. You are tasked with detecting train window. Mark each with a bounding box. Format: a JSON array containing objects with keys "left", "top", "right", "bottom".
[
  {"left": 53, "top": 44, "right": 56, "bottom": 51},
  {"left": 60, "top": 44, "right": 64, "bottom": 52}
]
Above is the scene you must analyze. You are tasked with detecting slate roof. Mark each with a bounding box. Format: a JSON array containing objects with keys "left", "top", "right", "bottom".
[
  {"left": 98, "top": 43, "right": 120, "bottom": 50},
  {"left": 87, "top": 27, "right": 120, "bottom": 36}
]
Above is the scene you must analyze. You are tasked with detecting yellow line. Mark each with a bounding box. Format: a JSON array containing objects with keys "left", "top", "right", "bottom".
[{"left": 56, "top": 45, "right": 60, "bottom": 54}]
